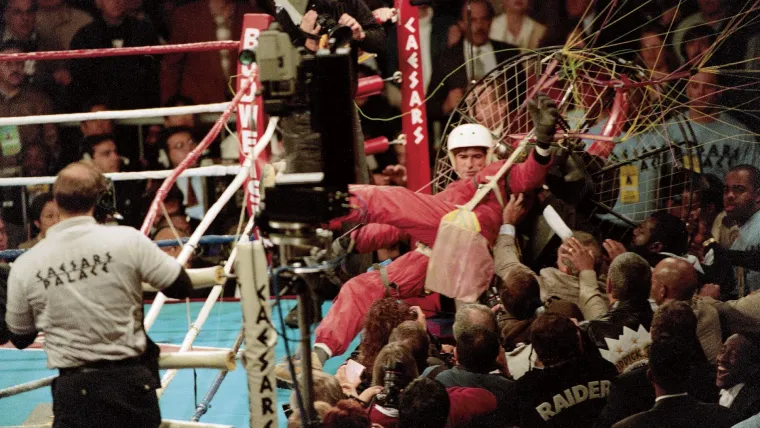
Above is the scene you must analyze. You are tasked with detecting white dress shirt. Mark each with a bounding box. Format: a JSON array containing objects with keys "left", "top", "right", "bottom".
[
  {"left": 419, "top": 12, "right": 433, "bottom": 94},
  {"left": 719, "top": 383, "right": 745, "bottom": 408},
  {"left": 463, "top": 40, "right": 498, "bottom": 81},
  {"left": 655, "top": 392, "right": 689, "bottom": 402}
]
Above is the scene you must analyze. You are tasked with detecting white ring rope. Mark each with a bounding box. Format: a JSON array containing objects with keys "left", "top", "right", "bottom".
[
  {"left": 0, "top": 103, "right": 230, "bottom": 127},
  {"left": 0, "top": 165, "right": 243, "bottom": 187},
  {"left": 154, "top": 118, "right": 278, "bottom": 397}
]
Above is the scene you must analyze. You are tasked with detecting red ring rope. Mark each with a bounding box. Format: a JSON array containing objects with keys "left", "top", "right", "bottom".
[
  {"left": 139, "top": 72, "right": 255, "bottom": 236},
  {"left": 0, "top": 41, "right": 240, "bottom": 62}
]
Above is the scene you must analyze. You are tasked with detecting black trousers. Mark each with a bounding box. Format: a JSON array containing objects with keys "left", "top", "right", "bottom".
[{"left": 52, "top": 364, "right": 161, "bottom": 428}]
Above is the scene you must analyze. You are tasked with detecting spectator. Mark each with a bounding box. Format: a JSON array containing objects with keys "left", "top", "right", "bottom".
[
  {"left": 36, "top": 0, "right": 93, "bottom": 51},
  {"left": 2, "top": 0, "right": 38, "bottom": 52},
  {"left": 148, "top": 184, "right": 191, "bottom": 235},
  {"left": 152, "top": 226, "right": 189, "bottom": 264},
  {"left": 665, "top": 72, "right": 759, "bottom": 180},
  {"left": 596, "top": 301, "right": 719, "bottom": 428},
  {"left": 679, "top": 24, "right": 717, "bottom": 65},
  {"left": 578, "top": 252, "right": 654, "bottom": 351},
  {"left": 497, "top": 266, "right": 543, "bottom": 349},
  {"left": 79, "top": 98, "right": 114, "bottom": 137},
  {"left": 70, "top": 0, "right": 160, "bottom": 110},
  {"left": 368, "top": 342, "right": 419, "bottom": 427},
  {"left": 496, "top": 194, "right": 607, "bottom": 319},
  {"left": 163, "top": 94, "right": 197, "bottom": 129},
  {"left": 323, "top": 399, "right": 373, "bottom": 428},
  {"left": 398, "top": 377, "right": 450, "bottom": 428},
  {"left": 719, "top": 165, "right": 760, "bottom": 297},
  {"left": 0, "top": 41, "right": 59, "bottom": 175},
  {"left": 637, "top": 24, "right": 677, "bottom": 79},
  {"left": 160, "top": 0, "right": 263, "bottom": 105},
  {"left": 18, "top": 192, "right": 59, "bottom": 249},
  {"left": 651, "top": 257, "right": 722, "bottom": 364},
  {"left": 489, "top": 0, "right": 546, "bottom": 50},
  {"left": 0, "top": 214, "right": 9, "bottom": 252},
  {"left": 426, "top": 0, "right": 518, "bottom": 120},
  {"left": 82, "top": 134, "right": 144, "bottom": 228},
  {"left": 162, "top": 127, "right": 207, "bottom": 222},
  {"left": 434, "top": 304, "right": 518, "bottom": 425},
  {"left": 517, "top": 313, "right": 617, "bottom": 427},
  {"left": 716, "top": 334, "right": 760, "bottom": 420},
  {"left": 612, "top": 338, "right": 740, "bottom": 428},
  {"left": 388, "top": 320, "right": 430, "bottom": 374},
  {"left": 355, "top": 298, "right": 418, "bottom": 382},
  {"left": 631, "top": 212, "right": 690, "bottom": 266}
]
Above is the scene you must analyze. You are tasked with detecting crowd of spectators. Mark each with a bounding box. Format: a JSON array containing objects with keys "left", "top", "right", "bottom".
[{"left": 0, "top": 0, "right": 759, "bottom": 426}]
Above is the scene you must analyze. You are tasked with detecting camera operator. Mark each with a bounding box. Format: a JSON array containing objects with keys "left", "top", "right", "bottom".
[
  {"left": 368, "top": 342, "right": 419, "bottom": 427},
  {"left": 298, "top": 0, "right": 384, "bottom": 57}
]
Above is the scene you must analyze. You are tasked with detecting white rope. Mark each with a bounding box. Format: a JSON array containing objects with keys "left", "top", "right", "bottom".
[
  {"left": 0, "top": 103, "right": 230, "bottom": 127},
  {"left": 0, "top": 165, "right": 242, "bottom": 187},
  {"left": 151, "top": 118, "right": 278, "bottom": 397}
]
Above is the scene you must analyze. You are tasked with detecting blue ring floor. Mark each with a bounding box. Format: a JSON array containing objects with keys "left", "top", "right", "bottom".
[{"left": 0, "top": 299, "right": 359, "bottom": 427}]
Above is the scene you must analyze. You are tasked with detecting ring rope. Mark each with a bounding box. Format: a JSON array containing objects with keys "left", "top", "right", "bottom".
[
  {"left": 0, "top": 102, "right": 230, "bottom": 127},
  {"left": 154, "top": 118, "right": 276, "bottom": 396},
  {"left": 0, "top": 41, "right": 240, "bottom": 63},
  {"left": 0, "top": 165, "right": 242, "bottom": 187},
  {"left": 0, "top": 235, "right": 239, "bottom": 261}
]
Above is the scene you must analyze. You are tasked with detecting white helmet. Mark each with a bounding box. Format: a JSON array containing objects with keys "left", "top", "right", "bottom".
[{"left": 447, "top": 123, "right": 493, "bottom": 151}]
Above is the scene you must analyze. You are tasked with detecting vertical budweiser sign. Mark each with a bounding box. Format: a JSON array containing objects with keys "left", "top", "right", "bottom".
[
  {"left": 395, "top": 0, "right": 432, "bottom": 193},
  {"left": 237, "top": 14, "right": 273, "bottom": 215}
]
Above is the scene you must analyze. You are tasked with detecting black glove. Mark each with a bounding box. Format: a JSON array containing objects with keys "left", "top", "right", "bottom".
[{"left": 527, "top": 93, "right": 559, "bottom": 150}]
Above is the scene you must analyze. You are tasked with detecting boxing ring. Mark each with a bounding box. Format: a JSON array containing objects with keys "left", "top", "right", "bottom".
[{"left": 0, "top": 7, "right": 427, "bottom": 425}]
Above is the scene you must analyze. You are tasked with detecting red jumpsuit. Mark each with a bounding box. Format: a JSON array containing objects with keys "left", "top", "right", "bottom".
[{"left": 314, "top": 151, "right": 552, "bottom": 357}]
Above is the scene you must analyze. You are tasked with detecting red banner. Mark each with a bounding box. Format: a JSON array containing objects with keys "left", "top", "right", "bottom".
[
  {"left": 237, "top": 14, "right": 273, "bottom": 216},
  {"left": 395, "top": 1, "right": 432, "bottom": 194}
]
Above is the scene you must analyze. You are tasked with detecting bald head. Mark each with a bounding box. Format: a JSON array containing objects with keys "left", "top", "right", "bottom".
[
  {"left": 54, "top": 162, "right": 107, "bottom": 215},
  {"left": 651, "top": 258, "right": 699, "bottom": 305}
]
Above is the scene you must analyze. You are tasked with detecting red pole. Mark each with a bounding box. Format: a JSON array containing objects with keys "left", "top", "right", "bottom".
[{"left": 395, "top": 0, "right": 431, "bottom": 193}]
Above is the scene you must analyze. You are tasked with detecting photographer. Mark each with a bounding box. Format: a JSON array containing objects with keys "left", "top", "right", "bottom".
[
  {"left": 368, "top": 342, "right": 419, "bottom": 427},
  {"left": 298, "top": 0, "right": 385, "bottom": 56}
]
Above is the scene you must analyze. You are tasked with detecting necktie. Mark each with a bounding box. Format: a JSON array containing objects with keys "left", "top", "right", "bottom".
[{"left": 473, "top": 47, "right": 485, "bottom": 81}]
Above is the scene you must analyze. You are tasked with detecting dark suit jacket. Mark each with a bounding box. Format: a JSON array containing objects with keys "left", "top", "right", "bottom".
[
  {"left": 426, "top": 39, "right": 518, "bottom": 121},
  {"left": 382, "top": 13, "right": 456, "bottom": 79},
  {"left": 612, "top": 395, "right": 741, "bottom": 428},
  {"left": 160, "top": 1, "right": 263, "bottom": 105},
  {"left": 594, "top": 361, "right": 719, "bottom": 428},
  {"left": 730, "top": 382, "right": 760, "bottom": 422}
]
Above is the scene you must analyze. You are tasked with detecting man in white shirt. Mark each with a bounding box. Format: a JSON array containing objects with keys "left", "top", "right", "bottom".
[
  {"left": 5, "top": 162, "right": 193, "bottom": 427},
  {"left": 716, "top": 333, "right": 760, "bottom": 421},
  {"left": 426, "top": 0, "right": 518, "bottom": 121}
]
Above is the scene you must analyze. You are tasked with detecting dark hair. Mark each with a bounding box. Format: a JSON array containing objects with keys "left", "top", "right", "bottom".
[
  {"left": 164, "top": 94, "right": 195, "bottom": 108},
  {"left": 399, "top": 378, "right": 450, "bottom": 428},
  {"left": 80, "top": 95, "right": 110, "bottom": 113},
  {"left": 455, "top": 324, "right": 500, "bottom": 373},
  {"left": 649, "top": 338, "right": 694, "bottom": 393},
  {"left": 28, "top": 193, "right": 55, "bottom": 237},
  {"left": 358, "top": 298, "right": 416, "bottom": 373},
  {"left": 0, "top": 39, "right": 27, "bottom": 53},
  {"left": 694, "top": 173, "right": 724, "bottom": 213},
  {"left": 728, "top": 164, "right": 760, "bottom": 191},
  {"left": 82, "top": 133, "right": 117, "bottom": 158},
  {"left": 160, "top": 126, "right": 198, "bottom": 151},
  {"left": 321, "top": 399, "right": 371, "bottom": 428},
  {"left": 389, "top": 320, "right": 430, "bottom": 374},
  {"left": 530, "top": 313, "right": 582, "bottom": 367},
  {"left": 500, "top": 267, "right": 541, "bottom": 320},
  {"left": 608, "top": 252, "right": 652, "bottom": 301},
  {"left": 651, "top": 300, "right": 698, "bottom": 342},
  {"left": 460, "top": 0, "right": 495, "bottom": 21},
  {"left": 680, "top": 24, "right": 717, "bottom": 61},
  {"left": 650, "top": 212, "right": 689, "bottom": 255},
  {"left": 20, "top": 141, "right": 52, "bottom": 174},
  {"left": 53, "top": 163, "right": 109, "bottom": 214}
]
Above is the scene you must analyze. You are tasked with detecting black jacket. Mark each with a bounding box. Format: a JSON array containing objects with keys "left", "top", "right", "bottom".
[
  {"left": 612, "top": 395, "right": 740, "bottom": 428},
  {"left": 426, "top": 39, "right": 519, "bottom": 121},
  {"left": 435, "top": 366, "right": 518, "bottom": 426},
  {"left": 580, "top": 299, "right": 654, "bottom": 350},
  {"left": 70, "top": 16, "right": 160, "bottom": 110},
  {"left": 594, "top": 360, "right": 719, "bottom": 428},
  {"left": 729, "top": 381, "right": 760, "bottom": 422},
  {"left": 516, "top": 356, "right": 618, "bottom": 427}
]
